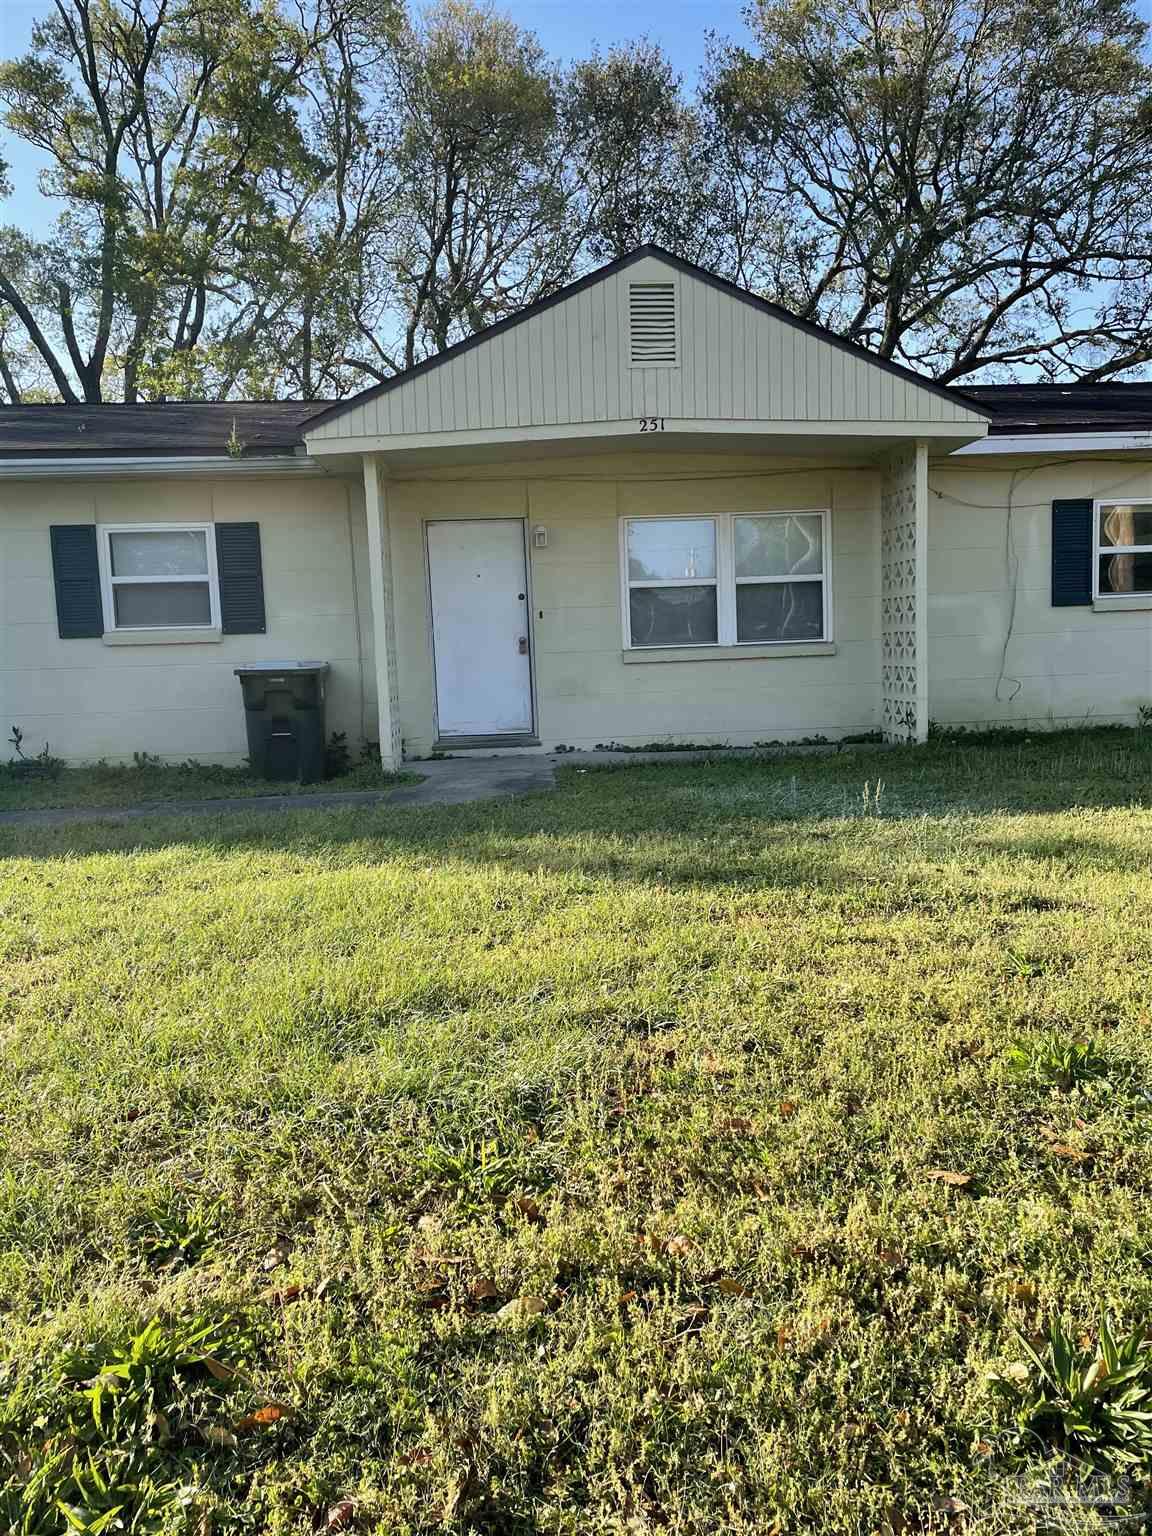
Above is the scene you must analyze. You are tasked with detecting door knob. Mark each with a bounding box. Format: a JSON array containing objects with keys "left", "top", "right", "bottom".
[{"left": 518, "top": 636, "right": 529, "bottom": 654}]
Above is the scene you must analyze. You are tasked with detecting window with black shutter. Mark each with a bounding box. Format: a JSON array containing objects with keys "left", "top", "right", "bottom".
[
  {"left": 1051, "top": 499, "right": 1093, "bottom": 607},
  {"left": 49, "top": 525, "right": 103, "bottom": 637},
  {"left": 215, "top": 521, "right": 266, "bottom": 634}
]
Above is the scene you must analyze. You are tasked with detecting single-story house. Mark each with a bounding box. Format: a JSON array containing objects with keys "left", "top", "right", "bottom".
[{"left": 3, "top": 245, "right": 1152, "bottom": 771}]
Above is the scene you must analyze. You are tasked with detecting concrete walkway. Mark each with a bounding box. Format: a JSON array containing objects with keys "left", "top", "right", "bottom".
[
  {"left": 0, "top": 755, "right": 557, "bottom": 828},
  {"left": 0, "top": 741, "right": 890, "bottom": 830}
]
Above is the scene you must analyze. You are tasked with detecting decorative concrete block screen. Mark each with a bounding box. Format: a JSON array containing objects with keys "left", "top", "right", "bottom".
[{"left": 881, "top": 445, "right": 926, "bottom": 744}]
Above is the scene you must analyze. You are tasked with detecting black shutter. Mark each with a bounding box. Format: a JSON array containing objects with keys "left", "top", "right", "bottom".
[
  {"left": 1051, "top": 499, "right": 1093, "bottom": 607},
  {"left": 215, "top": 521, "right": 266, "bottom": 634},
  {"left": 49, "top": 525, "right": 103, "bottom": 637}
]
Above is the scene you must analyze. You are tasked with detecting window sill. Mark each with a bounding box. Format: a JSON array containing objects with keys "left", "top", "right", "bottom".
[
  {"left": 622, "top": 641, "right": 837, "bottom": 664},
  {"left": 1093, "top": 596, "right": 1152, "bottom": 613},
  {"left": 102, "top": 627, "right": 223, "bottom": 646}
]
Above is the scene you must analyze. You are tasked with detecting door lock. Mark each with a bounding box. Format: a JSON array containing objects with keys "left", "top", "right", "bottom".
[{"left": 518, "top": 636, "right": 529, "bottom": 655}]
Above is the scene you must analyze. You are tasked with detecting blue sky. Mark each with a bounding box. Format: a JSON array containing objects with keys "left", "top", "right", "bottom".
[{"left": 0, "top": 0, "right": 746, "bottom": 237}]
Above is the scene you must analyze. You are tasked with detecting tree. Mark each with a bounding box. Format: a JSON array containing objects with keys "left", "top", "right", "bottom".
[
  {"left": 709, "top": 0, "right": 1152, "bottom": 380},
  {"left": 360, "top": 0, "right": 576, "bottom": 375},
  {"left": 562, "top": 42, "right": 723, "bottom": 267},
  {"left": 0, "top": 0, "right": 400, "bottom": 402}
]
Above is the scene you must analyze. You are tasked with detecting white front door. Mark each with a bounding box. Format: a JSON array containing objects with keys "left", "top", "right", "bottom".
[{"left": 427, "top": 519, "right": 533, "bottom": 737}]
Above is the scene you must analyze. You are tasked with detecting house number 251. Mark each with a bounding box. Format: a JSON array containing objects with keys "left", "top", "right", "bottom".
[{"left": 638, "top": 417, "right": 665, "bottom": 432}]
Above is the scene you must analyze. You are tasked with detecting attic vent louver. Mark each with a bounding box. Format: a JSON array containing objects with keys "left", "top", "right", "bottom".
[{"left": 628, "top": 281, "right": 678, "bottom": 367}]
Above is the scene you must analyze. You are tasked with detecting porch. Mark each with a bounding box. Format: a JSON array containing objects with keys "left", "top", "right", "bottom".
[{"left": 321, "top": 438, "right": 937, "bottom": 770}]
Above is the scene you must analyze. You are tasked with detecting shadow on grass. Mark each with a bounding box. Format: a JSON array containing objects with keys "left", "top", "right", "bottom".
[{"left": 3, "top": 733, "right": 1152, "bottom": 888}]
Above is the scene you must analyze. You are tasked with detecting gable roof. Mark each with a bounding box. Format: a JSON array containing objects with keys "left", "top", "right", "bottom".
[
  {"left": 0, "top": 400, "right": 329, "bottom": 458},
  {"left": 305, "top": 245, "right": 991, "bottom": 443}
]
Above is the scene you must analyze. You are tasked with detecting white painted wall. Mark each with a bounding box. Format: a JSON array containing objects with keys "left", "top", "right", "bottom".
[
  {"left": 928, "top": 456, "right": 1152, "bottom": 728},
  {"left": 1, "top": 474, "right": 374, "bottom": 765},
  {"left": 8, "top": 449, "right": 1152, "bottom": 769}
]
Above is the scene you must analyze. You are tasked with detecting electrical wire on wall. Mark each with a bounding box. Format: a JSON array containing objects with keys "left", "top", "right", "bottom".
[
  {"left": 996, "top": 467, "right": 1024, "bottom": 703},
  {"left": 928, "top": 455, "right": 1152, "bottom": 714}
]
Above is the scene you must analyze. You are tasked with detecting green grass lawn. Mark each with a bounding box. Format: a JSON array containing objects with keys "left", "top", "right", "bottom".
[
  {"left": 0, "top": 756, "right": 414, "bottom": 811},
  {"left": 3, "top": 730, "right": 1152, "bottom": 1533}
]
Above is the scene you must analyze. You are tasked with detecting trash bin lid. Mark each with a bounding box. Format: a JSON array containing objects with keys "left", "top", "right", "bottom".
[{"left": 233, "top": 660, "right": 329, "bottom": 677}]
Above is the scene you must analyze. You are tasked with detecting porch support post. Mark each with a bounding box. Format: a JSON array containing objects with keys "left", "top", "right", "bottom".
[
  {"left": 362, "top": 453, "right": 403, "bottom": 770},
  {"left": 880, "top": 438, "right": 930, "bottom": 744}
]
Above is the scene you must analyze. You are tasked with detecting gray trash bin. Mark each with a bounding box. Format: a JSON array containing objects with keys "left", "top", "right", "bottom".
[{"left": 234, "top": 662, "right": 329, "bottom": 784}]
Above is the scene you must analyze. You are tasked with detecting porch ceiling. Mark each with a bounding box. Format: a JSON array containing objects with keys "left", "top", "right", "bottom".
[{"left": 309, "top": 422, "right": 984, "bottom": 475}]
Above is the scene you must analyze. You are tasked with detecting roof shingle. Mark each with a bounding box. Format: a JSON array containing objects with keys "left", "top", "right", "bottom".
[{"left": 0, "top": 401, "right": 330, "bottom": 457}]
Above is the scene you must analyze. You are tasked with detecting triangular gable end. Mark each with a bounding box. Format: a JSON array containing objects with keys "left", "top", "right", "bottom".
[{"left": 304, "top": 247, "right": 989, "bottom": 446}]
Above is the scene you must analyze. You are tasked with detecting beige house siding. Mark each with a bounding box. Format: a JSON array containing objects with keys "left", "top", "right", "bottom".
[
  {"left": 308, "top": 255, "right": 986, "bottom": 444},
  {"left": 386, "top": 451, "right": 883, "bottom": 754},
  {"left": 1, "top": 474, "right": 373, "bottom": 764},
  {"left": 8, "top": 449, "right": 1152, "bottom": 768},
  {"left": 928, "top": 456, "right": 1152, "bottom": 728}
]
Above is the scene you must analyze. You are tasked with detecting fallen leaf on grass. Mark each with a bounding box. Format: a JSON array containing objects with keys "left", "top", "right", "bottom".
[
  {"left": 673, "top": 1305, "right": 711, "bottom": 1338},
  {"left": 201, "top": 1357, "right": 237, "bottom": 1382},
  {"left": 509, "top": 1195, "right": 543, "bottom": 1224},
  {"left": 324, "top": 1500, "right": 356, "bottom": 1532},
  {"left": 261, "top": 1238, "right": 293, "bottom": 1272},
  {"left": 234, "top": 1402, "right": 294, "bottom": 1432},
  {"left": 258, "top": 1283, "right": 303, "bottom": 1305},
  {"left": 717, "top": 1277, "right": 751, "bottom": 1298},
  {"left": 398, "top": 1447, "right": 433, "bottom": 1468},
  {"left": 495, "top": 1296, "right": 548, "bottom": 1325},
  {"left": 933, "top": 1496, "right": 969, "bottom": 1516},
  {"left": 778, "top": 1101, "right": 797, "bottom": 1118},
  {"left": 201, "top": 1426, "right": 238, "bottom": 1449},
  {"left": 923, "top": 1170, "right": 972, "bottom": 1187}
]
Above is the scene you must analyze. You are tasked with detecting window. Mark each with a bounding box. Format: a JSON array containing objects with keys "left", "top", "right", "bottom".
[
  {"left": 99, "top": 524, "right": 219, "bottom": 631},
  {"left": 622, "top": 511, "right": 830, "bottom": 649},
  {"left": 1095, "top": 501, "right": 1152, "bottom": 598}
]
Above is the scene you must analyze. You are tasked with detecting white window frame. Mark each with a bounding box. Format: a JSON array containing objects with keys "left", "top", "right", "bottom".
[
  {"left": 98, "top": 522, "right": 221, "bottom": 632},
  {"left": 1093, "top": 499, "right": 1152, "bottom": 601},
  {"left": 620, "top": 510, "right": 832, "bottom": 650}
]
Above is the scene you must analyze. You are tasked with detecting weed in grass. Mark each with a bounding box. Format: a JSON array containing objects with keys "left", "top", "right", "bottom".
[
  {"left": 1002, "top": 1314, "right": 1152, "bottom": 1474},
  {"left": 1, "top": 1311, "right": 264, "bottom": 1533},
  {"left": 414, "top": 1135, "right": 548, "bottom": 1219},
  {"left": 1005, "top": 1033, "right": 1113, "bottom": 1092},
  {"left": 134, "top": 1191, "right": 227, "bottom": 1271}
]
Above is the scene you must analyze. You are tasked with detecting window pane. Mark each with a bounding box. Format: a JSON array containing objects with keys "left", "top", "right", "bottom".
[
  {"left": 114, "top": 581, "right": 212, "bottom": 627},
  {"left": 1098, "top": 552, "right": 1152, "bottom": 596},
  {"left": 736, "top": 580, "right": 825, "bottom": 642},
  {"left": 629, "top": 585, "right": 717, "bottom": 646},
  {"left": 110, "top": 528, "right": 208, "bottom": 577},
  {"left": 1099, "top": 505, "right": 1152, "bottom": 549},
  {"left": 627, "top": 519, "right": 716, "bottom": 581},
  {"left": 735, "top": 514, "right": 823, "bottom": 578}
]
